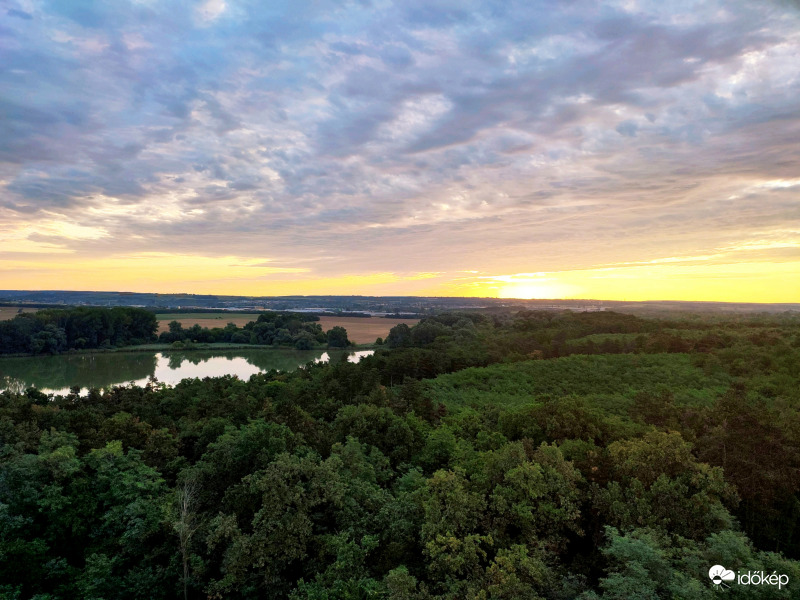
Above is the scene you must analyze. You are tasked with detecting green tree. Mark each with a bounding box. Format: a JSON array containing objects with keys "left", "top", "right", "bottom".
[
  {"left": 386, "top": 324, "right": 412, "bottom": 349},
  {"left": 294, "top": 330, "right": 316, "bottom": 350},
  {"left": 327, "top": 326, "right": 350, "bottom": 348},
  {"left": 206, "top": 453, "right": 345, "bottom": 597}
]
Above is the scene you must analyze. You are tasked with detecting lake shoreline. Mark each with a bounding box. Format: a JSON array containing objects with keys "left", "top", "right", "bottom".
[
  {"left": 0, "top": 342, "right": 378, "bottom": 360},
  {"left": 1, "top": 347, "right": 378, "bottom": 394}
]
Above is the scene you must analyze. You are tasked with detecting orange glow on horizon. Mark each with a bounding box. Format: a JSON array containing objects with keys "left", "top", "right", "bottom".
[
  {"left": 425, "top": 261, "right": 800, "bottom": 303},
  {"left": 0, "top": 253, "right": 797, "bottom": 303}
]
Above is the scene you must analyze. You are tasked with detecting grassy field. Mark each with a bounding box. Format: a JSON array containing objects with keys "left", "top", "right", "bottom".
[
  {"left": 0, "top": 307, "right": 37, "bottom": 320},
  {"left": 155, "top": 313, "right": 419, "bottom": 344},
  {"left": 424, "top": 353, "right": 731, "bottom": 414},
  {"left": 156, "top": 313, "right": 259, "bottom": 333}
]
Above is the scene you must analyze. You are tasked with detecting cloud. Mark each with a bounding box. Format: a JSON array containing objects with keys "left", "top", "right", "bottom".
[
  {"left": 0, "top": 0, "right": 798, "bottom": 295},
  {"left": 7, "top": 8, "right": 32, "bottom": 20}
]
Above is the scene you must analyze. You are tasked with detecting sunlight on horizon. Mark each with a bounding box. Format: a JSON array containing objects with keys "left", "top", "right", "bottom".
[
  {"left": 2, "top": 253, "right": 797, "bottom": 303},
  {"left": 430, "top": 262, "right": 800, "bottom": 303}
]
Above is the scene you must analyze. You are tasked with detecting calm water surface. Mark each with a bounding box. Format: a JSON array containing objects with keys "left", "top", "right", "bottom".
[{"left": 0, "top": 348, "right": 374, "bottom": 395}]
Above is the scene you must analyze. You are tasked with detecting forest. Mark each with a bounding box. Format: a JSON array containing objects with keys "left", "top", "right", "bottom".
[
  {"left": 0, "top": 309, "right": 350, "bottom": 354},
  {"left": 157, "top": 313, "right": 350, "bottom": 350},
  {"left": 0, "top": 307, "right": 158, "bottom": 354},
  {"left": 1, "top": 309, "right": 799, "bottom": 598}
]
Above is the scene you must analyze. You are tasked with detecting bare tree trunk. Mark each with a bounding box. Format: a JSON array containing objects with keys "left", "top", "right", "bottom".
[{"left": 174, "top": 477, "right": 199, "bottom": 600}]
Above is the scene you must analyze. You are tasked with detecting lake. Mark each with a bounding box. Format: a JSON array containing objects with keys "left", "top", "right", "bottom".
[{"left": 0, "top": 348, "right": 374, "bottom": 395}]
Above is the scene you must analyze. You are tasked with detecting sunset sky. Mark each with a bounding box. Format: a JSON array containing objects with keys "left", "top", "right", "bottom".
[{"left": 1, "top": 0, "right": 798, "bottom": 301}]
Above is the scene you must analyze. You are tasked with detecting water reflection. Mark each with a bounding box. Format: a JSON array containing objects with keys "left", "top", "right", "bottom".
[
  {"left": 0, "top": 352, "right": 157, "bottom": 392},
  {"left": 0, "top": 348, "right": 374, "bottom": 395}
]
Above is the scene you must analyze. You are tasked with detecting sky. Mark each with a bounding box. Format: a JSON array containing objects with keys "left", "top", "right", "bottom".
[{"left": 1, "top": 0, "right": 799, "bottom": 302}]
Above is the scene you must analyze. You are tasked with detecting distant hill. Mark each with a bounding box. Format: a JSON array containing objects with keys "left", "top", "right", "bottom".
[{"left": 0, "top": 289, "right": 797, "bottom": 315}]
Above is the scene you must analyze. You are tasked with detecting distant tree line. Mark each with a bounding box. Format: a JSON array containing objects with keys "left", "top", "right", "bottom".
[
  {"left": 375, "top": 309, "right": 800, "bottom": 381},
  {"left": 0, "top": 307, "right": 158, "bottom": 354},
  {"left": 0, "top": 309, "right": 352, "bottom": 354},
  {"left": 158, "top": 313, "right": 350, "bottom": 350}
]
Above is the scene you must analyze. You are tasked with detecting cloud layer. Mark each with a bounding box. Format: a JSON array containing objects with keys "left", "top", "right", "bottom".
[{"left": 1, "top": 0, "right": 799, "bottom": 298}]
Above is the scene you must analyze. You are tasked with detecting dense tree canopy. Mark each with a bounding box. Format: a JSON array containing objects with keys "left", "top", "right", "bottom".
[
  {"left": 0, "top": 307, "right": 158, "bottom": 354},
  {"left": 158, "top": 312, "right": 327, "bottom": 350},
  {"left": 1, "top": 309, "right": 799, "bottom": 597},
  {"left": 0, "top": 309, "right": 340, "bottom": 354}
]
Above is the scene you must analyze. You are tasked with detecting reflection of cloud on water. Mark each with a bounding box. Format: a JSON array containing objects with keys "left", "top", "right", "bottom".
[
  {"left": 153, "top": 350, "right": 374, "bottom": 386},
  {"left": 154, "top": 353, "right": 264, "bottom": 383},
  {"left": 1, "top": 376, "right": 26, "bottom": 395},
  {"left": 315, "top": 350, "right": 374, "bottom": 364},
  {"left": 1, "top": 350, "right": 374, "bottom": 396}
]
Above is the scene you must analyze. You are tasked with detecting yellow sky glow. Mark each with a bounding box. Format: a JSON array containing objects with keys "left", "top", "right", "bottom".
[
  {"left": 1, "top": 252, "right": 797, "bottom": 303},
  {"left": 436, "top": 262, "right": 800, "bottom": 303}
]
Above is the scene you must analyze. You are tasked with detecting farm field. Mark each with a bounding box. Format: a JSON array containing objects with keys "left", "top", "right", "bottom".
[
  {"left": 317, "top": 316, "right": 419, "bottom": 343},
  {"left": 155, "top": 313, "right": 259, "bottom": 333},
  {"left": 156, "top": 313, "right": 419, "bottom": 344},
  {"left": 0, "top": 307, "right": 37, "bottom": 320}
]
